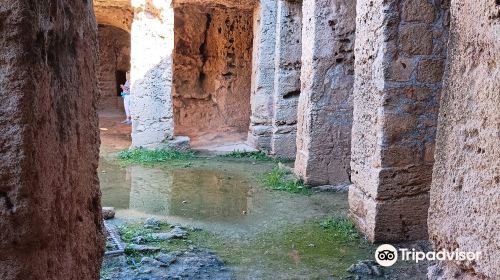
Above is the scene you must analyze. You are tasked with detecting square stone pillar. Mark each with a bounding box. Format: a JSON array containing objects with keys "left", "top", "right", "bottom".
[
  {"left": 270, "top": 0, "right": 303, "bottom": 160},
  {"left": 349, "top": 0, "right": 449, "bottom": 242},
  {"left": 247, "top": 0, "right": 278, "bottom": 151},
  {"left": 130, "top": 0, "right": 176, "bottom": 148},
  {"left": 294, "top": 0, "right": 356, "bottom": 185},
  {"left": 427, "top": 1, "right": 499, "bottom": 279},
  {"left": 0, "top": 1, "right": 104, "bottom": 278}
]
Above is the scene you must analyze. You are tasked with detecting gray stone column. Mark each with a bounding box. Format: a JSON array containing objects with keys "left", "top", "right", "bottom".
[
  {"left": 349, "top": 0, "right": 449, "bottom": 242},
  {"left": 130, "top": 0, "right": 176, "bottom": 148},
  {"left": 271, "top": 0, "right": 303, "bottom": 160},
  {"left": 428, "top": 0, "right": 499, "bottom": 279},
  {"left": 247, "top": 0, "right": 278, "bottom": 151},
  {"left": 294, "top": 0, "right": 356, "bottom": 185}
]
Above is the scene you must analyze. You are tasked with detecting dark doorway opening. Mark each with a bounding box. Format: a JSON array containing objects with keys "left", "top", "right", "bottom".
[{"left": 116, "top": 70, "right": 127, "bottom": 96}]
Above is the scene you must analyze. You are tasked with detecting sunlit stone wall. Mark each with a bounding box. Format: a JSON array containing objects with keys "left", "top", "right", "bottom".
[{"left": 130, "top": 0, "right": 176, "bottom": 148}]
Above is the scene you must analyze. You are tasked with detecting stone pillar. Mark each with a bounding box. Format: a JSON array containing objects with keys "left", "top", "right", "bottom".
[
  {"left": 294, "top": 0, "right": 356, "bottom": 185},
  {"left": 0, "top": 1, "right": 104, "bottom": 279},
  {"left": 427, "top": 1, "right": 499, "bottom": 279},
  {"left": 270, "top": 0, "right": 303, "bottom": 160},
  {"left": 349, "top": 0, "right": 449, "bottom": 242},
  {"left": 247, "top": 0, "right": 278, "bottom": 151},
  {"left": 130, "top": 0, "right": 176, "bottom": 148}
]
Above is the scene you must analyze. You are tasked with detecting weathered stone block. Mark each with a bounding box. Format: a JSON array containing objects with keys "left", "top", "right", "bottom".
[
  {"left": 402, "top": 0, "right": 436, "bottom": 23},
  {"left": 417, "top": 59, "right": 445, "bottom": 83},
  {"left": 385, "top": 56, "right": 415, "bottom": 81},
  {"left": 349, "top": 186, "right": 429, "bottom": 242},
  {"left": 399, "top": 24, "right": 433, "bottom": 55}
]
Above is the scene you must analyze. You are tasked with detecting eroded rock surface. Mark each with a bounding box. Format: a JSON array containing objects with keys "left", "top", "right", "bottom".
[
  {"left": 428, "top": 0, "right": 500, "bottom": 278},
  {"left": 0, "top": 0, "right": 104, "bottom": 279},
  {"left": 173, "top": 4, "right": 253, "bottom": 139}
]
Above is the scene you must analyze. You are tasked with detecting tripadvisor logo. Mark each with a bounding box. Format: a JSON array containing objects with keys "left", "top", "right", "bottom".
[
  {"left": 374, "top": 244, "right": 482, "bottom": 267},
  {"left": 375, "top": 244, "right": 398, "bottom": 267}
]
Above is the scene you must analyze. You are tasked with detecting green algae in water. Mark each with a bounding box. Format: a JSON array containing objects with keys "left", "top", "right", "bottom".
[
  {"left": 117, "top": 218, "right": 373, "bottom": 279},
  {"left": 221, "top": 150, "right": 275, "bottom": 161}
]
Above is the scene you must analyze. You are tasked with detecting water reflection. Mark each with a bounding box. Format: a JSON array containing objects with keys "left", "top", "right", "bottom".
[{"left": 99, "top": 158, "right": 251, "bottom": 222}]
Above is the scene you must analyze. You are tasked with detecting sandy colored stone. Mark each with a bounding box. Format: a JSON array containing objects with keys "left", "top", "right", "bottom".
[
  {"left": 385, "top": 56, "right": 415, "bottom": 81},
  {"left": 94, "top": 0, "right": 133, "bottom": 32},
  {"left": 172, "top": 4, "right": 253, "bottom": 139},
  {"left": 294, "top": 0, "right": 356, "bottom": 186},
  {"left": 428, "top": 0, "right": 500, "bottom": 278},
  {"left": 350, "top": 0, "right": 448, "bottom": 242},
  {"left": 0, "top": 0, "right": 104, "bottom": 279},
  {"left": 399, "top": 24, "right": 433, "bottom": 55}
]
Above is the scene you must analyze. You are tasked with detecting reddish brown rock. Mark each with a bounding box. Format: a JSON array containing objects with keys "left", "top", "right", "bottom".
[
  {"left": 172, "top": 4, "right": 253, "bottom": 140},
  {"left": 402, "top": 0, "right": 436, "bottom": 23},
  {"left": 0, "top": 1, "right": 104, "bottom": 279},
  {"left": 416, "top": 59, "right": 445, "bottom": 83}
]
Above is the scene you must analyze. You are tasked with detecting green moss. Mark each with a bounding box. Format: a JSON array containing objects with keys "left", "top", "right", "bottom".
[
  {"left": 262, "top": 168, "right": 311, "bottom": 195},
  {"left": 115, "top": 217, "right": 372, "bottom": 279},
  {"left": 221, "top": 150, "right": 274, "bottom": 161},
  {"left": 117, "top": 148, "right": 194, "bottom": 164}
]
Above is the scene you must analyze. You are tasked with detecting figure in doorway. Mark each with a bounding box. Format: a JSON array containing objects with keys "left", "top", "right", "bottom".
[{"left": 120, "top": 72, "right": 131, "bottom": 124}]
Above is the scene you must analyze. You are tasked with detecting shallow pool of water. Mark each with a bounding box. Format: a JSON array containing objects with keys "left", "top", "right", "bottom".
[{"left": 98, "top": 157, "right": 350, "bottom": 237}]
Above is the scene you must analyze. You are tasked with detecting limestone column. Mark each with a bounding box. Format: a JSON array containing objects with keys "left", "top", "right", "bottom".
[
  {"left": 349, "top": 0, "right": 450, "bottom": 242},
  {"left": 271, "top": 0, "right": 303, "bottom": 160},
  {"left": 130, "top": 0, "right": 175, "bottom": 148},
  {"left": 427, "top": 1, "right": 499, "bottom": 279},
  {"left": 294, "top": 0, "right": 356, "bottom": 185},
  {"left": 247, "top": 0, "right": 278, "bottom": 151},
  {"left": 0, "top": 0, "right": 103, "bottom": 279}
]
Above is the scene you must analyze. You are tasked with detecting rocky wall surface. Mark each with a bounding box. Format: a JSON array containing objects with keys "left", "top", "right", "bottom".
[
  {"left": 130, "top": 0, "right": 176, "bottom": 148},
  {"left": 294, "top": 0, "right": 356, "bottom": 185},
  {"left": 173, "top": 5, "right": 253, "bottom": 138},
  {"left": 0, "top": 0, "right": 104, "bottom": 279},
  {"left": 247, "top": 0, "right": 278, "bottom": 151},
  {"left": 427, "top": 0, "right": 499, "bottom": 279},
  {"left": 94, "top": 0, "right": 133, "bottom": 32},
  {"left": 271, "top": 0, "right": 303, "bottom": 160},
  {"left": 173, "top": 0, "right": 256, "bottom": 9},
  {"left": 98, "top": 25, "right": 130, "bottom": 111},
  {"left": 349, "top": 0, "right": 449, "bottom": 242}
]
